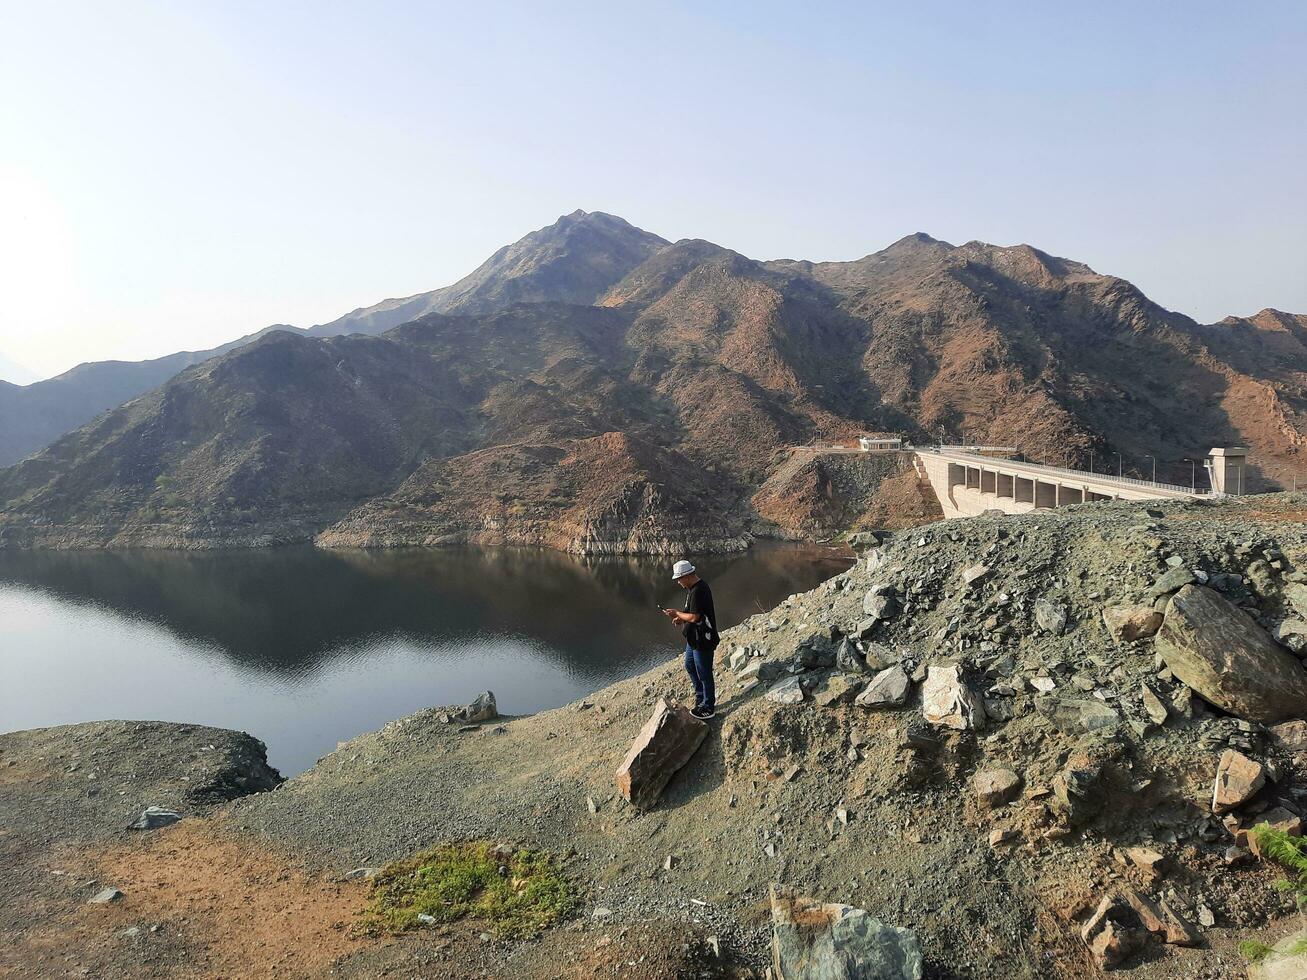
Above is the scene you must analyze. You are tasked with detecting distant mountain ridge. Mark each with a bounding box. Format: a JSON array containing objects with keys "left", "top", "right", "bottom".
[
  {"left": 0, "top": 212, "right": 665, "bottom": 466},
  {"left": 2, "top": 210, "right": 1305, "bottom": 552}
]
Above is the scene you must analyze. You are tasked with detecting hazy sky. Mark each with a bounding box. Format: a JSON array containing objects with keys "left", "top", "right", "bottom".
[{"left": 2, "top": 1, "right": 1304, "bottom": 382}]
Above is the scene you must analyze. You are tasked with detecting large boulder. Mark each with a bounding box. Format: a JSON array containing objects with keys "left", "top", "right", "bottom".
[
  {"left": 614, "top": 699, "right": 708, "bottom": 810},
  {"left": 922, "top": 664, "right": 985, "bottom": 730},
  {"left": 770, "top": 884, "right": 923, "bottom": 980},
  {"left": 1155, "top": 585, "right": 1307, "bottom": 722}
]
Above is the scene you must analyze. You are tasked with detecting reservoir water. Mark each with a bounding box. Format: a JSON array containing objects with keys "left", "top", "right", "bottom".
[{"left": 1, "top": 543, "right": 849, "bottom": 774}]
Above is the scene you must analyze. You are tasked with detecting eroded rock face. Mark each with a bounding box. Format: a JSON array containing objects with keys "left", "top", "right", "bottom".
[
  {"left": 1103, "top": 604, "right": 1164, "bottom": 643},
  {"left": 770, "top": 884, "right": 923, "bottom": 980},
  {"left": 1155, "top": 585, "right": 1307, "bottom": 722},
  {"left": 614, "top": 699, "right": 707, "bottom": 810}
]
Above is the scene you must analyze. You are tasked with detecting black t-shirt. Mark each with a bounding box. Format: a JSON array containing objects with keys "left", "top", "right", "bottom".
[{"left": 683, "top": 579, "right": 716, "bottom": 644}]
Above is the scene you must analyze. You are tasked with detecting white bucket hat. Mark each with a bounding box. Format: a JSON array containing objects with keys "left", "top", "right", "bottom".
[{"left": 671, "top": 560, "right": 696, "bottom": 580}]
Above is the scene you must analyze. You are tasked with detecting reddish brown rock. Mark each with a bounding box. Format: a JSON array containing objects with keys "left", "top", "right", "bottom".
[
  {"left": 1081, "top": 895, "right": 1144, "bottom": 970},
  {"left": 1246, "top": 807, "right": 1306, "bottom": 857},
  {"left": 1211, "top": 749, "right": 1266, "bottom": 814},
  {"left": 614, "top": 698, "right": 708, "bottom": 810},
  {"left": 1103, "top": 604, "right": 1164, "bottom": 643},
  {"left": 1118, "top": 885, "right": 1200, "bottom": 946},
  {"left": 973, "top": 768, "right": 1022, "bottom": 809},
  {"left": 1271, "top": 719, "right": 1307, "bottom": 753}
]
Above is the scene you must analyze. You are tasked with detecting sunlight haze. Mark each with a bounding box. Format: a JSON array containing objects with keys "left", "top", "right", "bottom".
[{"left": 1, "top": 0, "right": 1304, "bottom": 380}]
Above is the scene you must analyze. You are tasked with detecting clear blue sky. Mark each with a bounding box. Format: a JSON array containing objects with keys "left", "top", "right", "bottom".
[{"left": 1, "top": 0, "right": 1304, "bottom": 380}]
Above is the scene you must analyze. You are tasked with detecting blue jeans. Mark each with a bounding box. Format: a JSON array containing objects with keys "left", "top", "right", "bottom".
[{"left": 684, "top": 644, "right": 715, "bottom": 711}]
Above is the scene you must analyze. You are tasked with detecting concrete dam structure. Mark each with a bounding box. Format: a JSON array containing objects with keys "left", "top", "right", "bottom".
[{"left": 910, "top": 446, "right": 1246, "bottom": 520}]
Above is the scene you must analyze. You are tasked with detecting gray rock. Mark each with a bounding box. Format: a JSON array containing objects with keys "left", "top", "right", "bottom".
[
  {"left": 1053, "top": 761, "right": 1111, "bottom": 826},
  {"left": 856, "top": 665, "right": 911, "bottom": 709},
  {"left": 853, "top": 618, "right": 879, "bottom": 640},
  {"left": 1272, "top": 619, "right": 1307, "bottom": 655},
  {"left": 834, "top": 638, "right": 868, "bottom": 674},
  {"left": 813, "top": 673, "right": 863, "bottom": 707},
  {"left": 729, "top": 647, "right": 750, "bottom": 672},
  {"left": 1286, "top": 583, "right": 1307, "bottom": 620},
  {"left": 961, "top": 564, "right": 991, "bottom": 587},
  {"left": 863, "top": 591, "right": 897, "bottom": 622},
  {"left": 1038, "top": 696, "right": 1119, "bottom": 733},
  {"left": 847, "top": 532, "right": 884, "bottom": 552},
  {"left": 128, "top": 806, "right": 182, "bottom": 831},
  {"left": 1155, "top": 585, "right": 1307, "bottom": 723},
  {"left": 921, "top": 664, "right": 985, "bottom": 730},
  {"left": 1149, "top": 566, "right": 1196, "bottom": 599},
  {"left": 454, "top": 691, "right": 498, "bottom": 724},
  {"left": 1246, "top": 559, "right": 1279, "bottom": 596},
  {"left": 770, "top": 884, "right": 923, "bottom": 980},
  {"left": 1248, "top": 926, "right": 1307, "bottom": 980},
  {"left": 739, "top": 659, "right": 783, "bottom": 686},
  {"left": 766, "top": 676, "right": 808, "bottom": 705},
  {"left": 88, "top": 887, "right": 123, "bottom": 904},
  {"left": 792, "top": 635, "right": 836, "bottom": 671},
  {"left": 1140, "top": 684, "right": 1170, "bottom": 726},
  {"left": 1034, "top": 599, "right": 1068, "bottom": 635}
]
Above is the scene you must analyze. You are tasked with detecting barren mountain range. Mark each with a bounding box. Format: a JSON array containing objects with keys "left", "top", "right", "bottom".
[{"left": 1, "top": 210, "right": 1304, "bottom": 552}]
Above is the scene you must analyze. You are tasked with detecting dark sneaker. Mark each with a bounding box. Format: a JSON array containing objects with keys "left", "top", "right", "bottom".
[{"left": 691, "top": 706, "right": 716, "bottom": 720}]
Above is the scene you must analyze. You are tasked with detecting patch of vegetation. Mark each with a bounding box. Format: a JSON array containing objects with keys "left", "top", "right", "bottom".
[
  {"left": 362, "top": 842, "right": 575, "bottom": 938},
  {"left": 1239, "top": 823, "right": 1307, "bottom": 963},
  {"left": 1239, "top": 939, "right": 1274, "bottom": 963}
]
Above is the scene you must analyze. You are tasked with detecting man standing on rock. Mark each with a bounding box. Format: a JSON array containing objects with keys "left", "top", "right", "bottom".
[{"left": 662, "top": 560, "right": 719, "bottom": 720}]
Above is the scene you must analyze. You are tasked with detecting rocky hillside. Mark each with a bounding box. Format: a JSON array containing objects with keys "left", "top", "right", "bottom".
[
  {"left": 750, "top": 447, "right": 942, "bottom": 538},
  {"left": 4, "top": 211, "right": 1307, "bottom": 550},
  {"left": 9, "top": 495, "right": 1307, "bottom": 977},
  {"left": 0, "top": 211, "right": 663, "bottom": 469},
  {"left": 308, "top": 209, "right": 669, "bottom": 336},
  {"left": 0, "top": 326, "right": 298, "bottom": 468}
]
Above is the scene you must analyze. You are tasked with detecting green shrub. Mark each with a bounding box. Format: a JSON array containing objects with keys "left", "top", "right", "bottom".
[
  {"left": 1240, "top": 823, "right": 1307, "bottom": 963},
  {"left": 363, "top": 842, "right": 575, "bottom": 938}
]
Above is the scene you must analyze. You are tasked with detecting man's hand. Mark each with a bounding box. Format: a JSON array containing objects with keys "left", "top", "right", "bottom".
[{"left": 662, "top": 608, "right": 681, "bottom": 622}]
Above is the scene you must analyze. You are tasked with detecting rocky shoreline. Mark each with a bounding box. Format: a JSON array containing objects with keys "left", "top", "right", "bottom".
[{"left": 8, "top": 494, "right": 1307, "bottom": 978}]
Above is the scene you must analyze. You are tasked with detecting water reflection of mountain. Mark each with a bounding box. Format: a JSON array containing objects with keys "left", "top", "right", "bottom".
[{"left": 0, "top": 544, "right": 850, "bottom": 679}]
